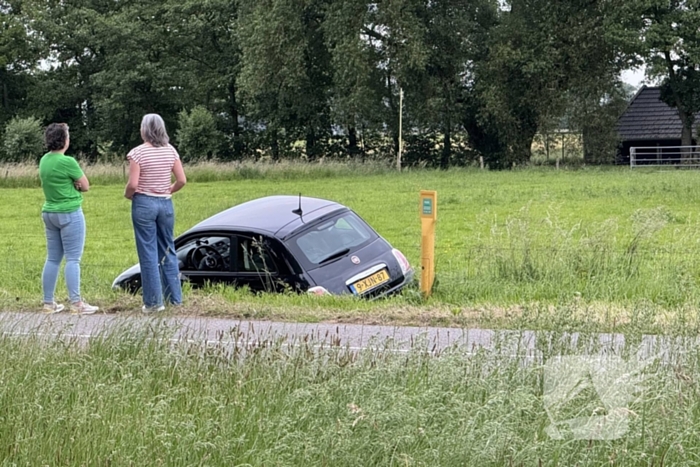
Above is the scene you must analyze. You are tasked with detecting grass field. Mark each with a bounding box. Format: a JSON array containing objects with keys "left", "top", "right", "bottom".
[
  {"left": 3, "top": 162, "right": 700, "bottom": 333},
  {"left": 1, "top": 324, "right": 698, "bottom": 466},
  {"left": 4, "top": 162, "right": 700, "bottom": 465},
  {"left": 0, "top": 327, "right": 700, "bottom": 467}
]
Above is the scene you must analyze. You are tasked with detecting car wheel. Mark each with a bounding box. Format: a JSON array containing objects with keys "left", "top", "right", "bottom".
[{"left": 124, "top": 277, "right": 142, "bottom": 294}]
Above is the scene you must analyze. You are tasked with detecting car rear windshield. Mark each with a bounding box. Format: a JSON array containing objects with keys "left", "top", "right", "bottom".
[{"left": 293, "top": 212, "right": 374, "bottom": 265}]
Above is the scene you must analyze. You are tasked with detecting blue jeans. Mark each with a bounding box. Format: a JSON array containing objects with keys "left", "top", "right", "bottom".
[
  {"left": 42, "top": 208, "right": 85, "bottom": 304},
  {"left": 131, "top": 194, "right": 182, "bottom": 307}
]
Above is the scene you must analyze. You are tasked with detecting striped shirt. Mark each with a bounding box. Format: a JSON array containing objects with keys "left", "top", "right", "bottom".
[{"left": 127, "top": 144, "right": 180, "bottom": 197}]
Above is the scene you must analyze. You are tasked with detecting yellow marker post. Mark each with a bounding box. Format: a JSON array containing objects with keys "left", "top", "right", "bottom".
[{"left": 420, "top": 190, "right": 437, "bottom": 297}]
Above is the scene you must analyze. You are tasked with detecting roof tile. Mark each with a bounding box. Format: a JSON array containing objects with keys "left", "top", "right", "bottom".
[{"left": 617, "top": 86, "right": 700, "bottom": 140}]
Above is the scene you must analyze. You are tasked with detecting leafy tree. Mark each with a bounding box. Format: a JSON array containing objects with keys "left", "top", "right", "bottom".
[
  {"left": 0, "top": 0, "right": 40, "bottom": 125},
  {"left": 238, "top": 0, "right": 333, "bottom": 160},
  {"left": 24, "top": 0, "right": 221, "bottom": 157},
  {"left": 1, "top": 116, "right": 43, "bottom": 162},
  {"left": 418, "top": 0, "right": 497, "bottom": 168},
  {"left": 631, "top": 0, "right": 700, "bottom": 149},
  {"left": 322, "top": 1, "right": 386, "bottom": 157},
  {"left": 176, "top": 106, "right": 224, "bottom": 162},
  {"left": 1, "top": 0, "right": 641, "bottom": 167},
  {"left": 571, "top": 84, "right": 634, "bottom": 164},
  {"left": 21, "top": 0, "right": 120, "bottom": 156},
  {"left": 466, "top": 0, "right": 627, "bottom": 168},
  {"left": 325, "top": 0, "right": 432, "bottom": 164},
  {"left": 153, "top": 0, "right": 243, "bottom": 158}
]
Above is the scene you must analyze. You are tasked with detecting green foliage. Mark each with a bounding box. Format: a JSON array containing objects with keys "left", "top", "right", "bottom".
[
  {"left": 627, "top": 0, "right": 700, "bottom": 146},
  {"left": 4, "top": 327, "right": 700, "bottom": 465},
  {"left": 0, "top": 0, "right": 681, "bottom": 168},
  {"left": 573, "top": 84, "right": 634, "bottom": 164},
  {"left": 238, "top": 0, "right": 333, "bottom": 160},
  {"left": 466, "top": 0, "right": 627, "bottom": 169},
  {"left": 0, "top": 116, "right": 43, "bottom": 162},
  {"left": 0, "top": 0, "right": 41, "bottom": 126},
  {"left": 175, "top": 106, "right": 224, "bottom": 162}
]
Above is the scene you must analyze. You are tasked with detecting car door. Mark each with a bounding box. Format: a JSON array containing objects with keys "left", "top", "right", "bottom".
[
  {"left": 231, "top": 234, "right": 289, "bottom": 292},
  {"left": 177, "top": 232, "right": 234, "bottom": 287}
]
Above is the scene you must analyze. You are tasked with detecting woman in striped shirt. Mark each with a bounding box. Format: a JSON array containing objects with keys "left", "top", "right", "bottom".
[{"left": 124, "top": 114, "right": 187, "bottom": 313}]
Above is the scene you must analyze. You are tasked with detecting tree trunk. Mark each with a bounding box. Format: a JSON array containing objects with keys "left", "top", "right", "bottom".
[
  {"left": 348, "top": 127, "right": 359, "bottom": 156},
  {"left": 306, "top": 131, "right": 318, "bottom": 160},
  {"left": 385, "top": 71, "right": 401, "bottom": 158},
  {"left": 271, "top": 135, "right": 279, "bottom": 161},
  {"left": 228, "top": 78, "right": 243, "bottom": 159},
  {"left": 2, "top": 81, "right": 7, "bottom": 112},
  {"left": 511, "top": 134, "right": 535, "bottom": 166},
  {"left": 582, "top": 126, "right": 592, "bottom": 163},
  {"left": 440, "top": 124, "right": 451, "bottom": 169},
  {"left": 440, "top": 94, "right": 452, "bottom": 169},
  {"left": 85, "top": 99, "right": 98, "bottom": 161},
  {"left": 680, "top": 111, "right": 694, "bottom": 161},
  {"left": 508, "top": 114, "right": 538, "bottom": 166}
]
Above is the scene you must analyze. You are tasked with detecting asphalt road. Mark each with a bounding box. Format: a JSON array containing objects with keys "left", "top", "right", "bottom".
[
  {"left": 3, "top": 311, "right": 694, "bottom": 361},
  {"left": 1, "top": 311, "right": 521, "bottom": 353}
]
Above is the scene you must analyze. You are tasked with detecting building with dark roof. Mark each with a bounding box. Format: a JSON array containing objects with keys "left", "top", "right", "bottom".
[{"left": 616, "top": 85, "right": 699, "bottom": 164}]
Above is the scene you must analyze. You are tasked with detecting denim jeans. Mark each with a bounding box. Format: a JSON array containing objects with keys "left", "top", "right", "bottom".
[
  {"left": 42, "top": 208, "right": 85, "bottom": 304},
  {"left": 131, "top": 194, "right": 182, "bottom": 307}
]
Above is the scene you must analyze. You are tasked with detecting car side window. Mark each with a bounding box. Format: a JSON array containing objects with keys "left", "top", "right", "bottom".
[
  {"left": 236, "top": 236, "right": 277, "bottom": 273},
  {"left": 178, "top": 235, "right": 231, "bottom": 272}
]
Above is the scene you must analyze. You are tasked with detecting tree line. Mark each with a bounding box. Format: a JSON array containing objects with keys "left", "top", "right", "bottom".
[{"left": 1, "top": 0, "right": 699, "bottom": 168}]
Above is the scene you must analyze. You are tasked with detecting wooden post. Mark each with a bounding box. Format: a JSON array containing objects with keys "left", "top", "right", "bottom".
[
  {"left": 420, "top": 191, "right": 437, "bottom": 297},
  {"left": 561, "top": 132, "right": 565, "bottom": 160}
]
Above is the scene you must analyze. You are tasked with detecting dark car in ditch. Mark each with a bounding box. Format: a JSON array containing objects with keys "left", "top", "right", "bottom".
[{"left": 112, "top": 195, "right": 414, "bottom": 298}]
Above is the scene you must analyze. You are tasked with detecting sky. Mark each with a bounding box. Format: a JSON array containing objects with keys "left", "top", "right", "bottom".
[{"left": 620, "top": 67, "right": 662, "bottom": 89}]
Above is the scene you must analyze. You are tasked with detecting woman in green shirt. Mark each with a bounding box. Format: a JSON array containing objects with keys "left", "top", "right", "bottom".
[{"left": 39, "top": 123, "right": 99, "bottom": 314}]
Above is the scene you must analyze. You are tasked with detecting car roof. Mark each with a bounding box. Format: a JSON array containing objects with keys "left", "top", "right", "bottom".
[{"left": 184, "top": 195, "right": 347, "bottom": 239}]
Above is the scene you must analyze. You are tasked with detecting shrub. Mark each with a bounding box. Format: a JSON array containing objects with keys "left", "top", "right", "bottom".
[
  {"left": 176, "top": 106, "right": 225, "bottom": 162},
  {"left": 1, "top": 116, "right": 44, "bottom": 162}
]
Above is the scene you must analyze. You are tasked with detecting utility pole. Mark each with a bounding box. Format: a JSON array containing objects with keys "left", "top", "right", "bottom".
[{"left": 397, "top": 88, "right": 403, "bottom": 171}]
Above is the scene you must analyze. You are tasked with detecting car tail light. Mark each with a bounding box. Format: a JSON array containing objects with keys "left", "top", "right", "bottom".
[
  {"left": 392, "top": 249, "right": 411, "bottom": 274},
  {"left": 307, "top": 286, "right": 330, "bottom": 296}
]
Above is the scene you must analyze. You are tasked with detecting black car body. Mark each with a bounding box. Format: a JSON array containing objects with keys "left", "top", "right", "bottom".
[{"left": 113, "top": 195, "right": 414, "bottom": 298}]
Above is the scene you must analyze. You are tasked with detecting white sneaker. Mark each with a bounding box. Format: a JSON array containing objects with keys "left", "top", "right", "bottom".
[
  {"left": 70, "top": 301, "right": 99, "bottom": 315},
  {"left": 142, "top": 305, "right": 165, "bottom": 314},
  {"left": 43, "top": 302, "right": 65, "bottom": 314}
]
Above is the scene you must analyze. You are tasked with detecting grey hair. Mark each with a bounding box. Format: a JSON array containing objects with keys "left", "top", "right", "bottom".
[{"left": 140, "top": 113, "right": 170, "bottom": 147}]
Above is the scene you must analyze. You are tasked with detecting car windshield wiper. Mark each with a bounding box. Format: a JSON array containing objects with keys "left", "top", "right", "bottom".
[{"left": 318, "top": 248, "right": 350, "bottom": 265}]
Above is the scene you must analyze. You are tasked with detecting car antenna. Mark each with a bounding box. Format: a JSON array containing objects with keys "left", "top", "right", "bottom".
[{"left": 292, "top": 193, "right": 303, "bottom": 217}]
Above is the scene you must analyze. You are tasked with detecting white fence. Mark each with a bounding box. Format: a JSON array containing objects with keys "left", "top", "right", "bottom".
[{"left": 630, "top": 146, "right": 700, "bottom": 168}]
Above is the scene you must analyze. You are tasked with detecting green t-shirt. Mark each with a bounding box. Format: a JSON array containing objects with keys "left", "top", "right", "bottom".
[{"left": 39, "top": 152, "right": 84, "bottom": 213}]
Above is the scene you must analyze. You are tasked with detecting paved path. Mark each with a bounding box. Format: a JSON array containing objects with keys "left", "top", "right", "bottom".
[
  {"left": 0, "top": 311, "right": 519, "bottom": 352},
  {"left": 1, "top": 311, "right": 698, "bottom": 362}
]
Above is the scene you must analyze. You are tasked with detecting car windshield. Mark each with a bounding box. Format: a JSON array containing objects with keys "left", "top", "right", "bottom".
[{"left": 293, "top": 212, "right": 373, "bottom": 265}]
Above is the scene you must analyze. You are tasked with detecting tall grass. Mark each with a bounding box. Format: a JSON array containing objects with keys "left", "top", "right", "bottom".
[
  {"left": 439, "top": 204, "right": 690, "bottom": 307},
  {"left": 1, "top": 324, "right": 699, "bottom": 465},
  {"left": 0, "top": 159, "right": 397, "bottom": 188}
]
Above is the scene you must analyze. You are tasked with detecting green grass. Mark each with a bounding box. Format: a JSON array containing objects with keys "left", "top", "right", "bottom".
[
  {"left": 0, "top": 325, "right": 698, "bottom": 466},
  {"left": 4, "top": 162, "right": 700, "bottom": 465},
  {"left": 3, "top": 163, "right": 700, "bottom": 332}
]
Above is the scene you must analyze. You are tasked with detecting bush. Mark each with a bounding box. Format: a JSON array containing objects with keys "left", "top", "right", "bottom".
[
  {"left": 176, "top": 106, "right": 226, "bottom": 162},
  {"left": 1, "top": 116, "right": 44, "bottom": 162}
]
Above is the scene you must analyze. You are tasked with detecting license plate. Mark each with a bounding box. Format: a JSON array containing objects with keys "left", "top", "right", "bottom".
[{"left": 352, "top": 269, "right": 390, "bottom": 294}]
